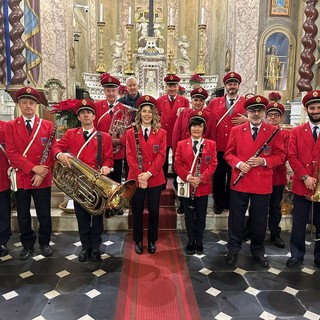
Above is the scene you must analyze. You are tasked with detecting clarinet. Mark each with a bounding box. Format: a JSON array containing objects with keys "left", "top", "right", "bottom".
[
  {"left": 40, "top": 128, "right": 57, "bottom": 165},
  {"left": 232, "top": 127, "right": 280, "bottom": 187},
  {"left": 188, "top": 144, "right": 203, "bottom": 209},
  {"left": 134, "top": 125, "right": 143, "bottom": 170}
]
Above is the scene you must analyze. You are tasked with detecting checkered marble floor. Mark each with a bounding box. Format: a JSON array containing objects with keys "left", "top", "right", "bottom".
[{"left": 0, "top": 231, "right": 319, "bottom": 320}]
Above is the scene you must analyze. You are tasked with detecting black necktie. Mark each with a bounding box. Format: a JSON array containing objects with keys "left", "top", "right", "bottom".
[
  {"left": 144, "top": 128, "right": 148, "bottom": 141},
  {"left": 230, "top": 99, "right": 235, "bottom": 106},
  {"left": 26, "top": 120, "right": 32, "bottom": 135},
  {"left": 109, "top": 104, "right": 114, "bottom": 116},
  {"left": 193, "top": 140, "right": 198, "bottom": 154},
  {"left": 252, "top": 127, "right": 258, "bottom": 141},
  {"left": 83, "top": 130, "right": 89, "bottom": 141},
  {"left": 313, "top": 126, "right": 318, "bottom": 142}
]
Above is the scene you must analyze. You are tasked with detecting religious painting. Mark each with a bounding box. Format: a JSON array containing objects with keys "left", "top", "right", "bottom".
[
  {"left": 264, "top": 32, "right": 289, "bottom": 91},
  {"left": 270, "top": 0, "right": 290, "bottom": 16}
]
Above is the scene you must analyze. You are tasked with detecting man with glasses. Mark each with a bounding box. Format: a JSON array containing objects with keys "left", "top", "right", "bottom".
[{"left": 224, "top": 95, "right": 285, "bottom": 267}]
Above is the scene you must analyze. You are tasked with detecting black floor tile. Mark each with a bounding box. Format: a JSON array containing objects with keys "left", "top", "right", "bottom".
[
  {"left": 88, "top": 293, "right": 117, "bottom": 320},
  {"left": 208, "top": 271, "right": 249, "bottom": 291},
  {"left": 296, "top": 290, "right": 320, "bottom": 314},
  {"left": 56, "top": 273, "right": 97, "bottom": 294},
  {"left": 244, "top": 271, "right": 287, "bottom": 290}
]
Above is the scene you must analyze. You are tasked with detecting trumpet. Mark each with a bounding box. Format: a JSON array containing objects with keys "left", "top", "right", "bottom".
[{"left": 109, "top": 104, "right": 137, "bottom": 154}]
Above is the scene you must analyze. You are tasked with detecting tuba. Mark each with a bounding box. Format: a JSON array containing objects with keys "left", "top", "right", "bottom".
[
  {"left": 109, "top": 104, "right": 137, "bottom": 154},
  {"left": 306, "top": 160, "right": 320, "bottom": 202},
  {"left": 53, "top": 157, "right": 136, "bottom": 216}
]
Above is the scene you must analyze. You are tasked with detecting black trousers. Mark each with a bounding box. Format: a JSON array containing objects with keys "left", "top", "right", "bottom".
[
  {"left": 132, "top": 185, "right": 162, "bottom": 244},
  {"left": 163, "top": 147, "right": 173, "bottom": 182},
  {"left": 0, "top": 189, "right": 11, "bottom": 245},
  {"left": 268, "top": 185, "right": 285, "bottom": 237},
  {"left": 289, "top": 194, "right": 320, "bottom": 262},
  {"left": 109, "top": 159, "right": 123, "bottom": 183},
  {"left": 212, "top": 151, "right": 231, "bottom": 210},
  {"left": 228, "top": 190, "right": 270, "bottom": 257},
  {"left": 181, "top": 195, "right": 208, "bottom": 245},
  {"left": 74, "top": 202, "right": 104, "bottom": 250},
  {"left": 15, "top": 187, "right": 52, "bottom": 249}
]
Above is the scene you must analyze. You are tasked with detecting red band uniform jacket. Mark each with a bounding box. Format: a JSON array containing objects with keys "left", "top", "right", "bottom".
[
  {"left": 0, "top": 121, "right": 10, "bottom": 191},
  {"left": 52, "top": 128, "right": 113, "bottom": 170},
  {"left": 5, "top": 116, "right": 55, "bottom": 189},
  {"left": 206, "top": 96, "right": 246, "bottom": 152},
  {"left": 126, "top": 127, "right": 166, "bottom": 187},
  {"left": 174, "top": 138, "right": 218, "bottom": 196},
  {"left": 172, "top": 108, "right": 217, "bottom": 156},
  {"left": 156, "top": 94, "right": 189, "bottom": 147},
  {"left": 94, "top": 100, "right": 127, "bottom": 160},
  {"left": 224, "top": 122, "right": 286, "bottom": 194},
  {"left": 273, "top": 128, "right": 290, "bottom": 186},
  {"left": 288, "top": 123, "right": 320, "bottom": 197}
]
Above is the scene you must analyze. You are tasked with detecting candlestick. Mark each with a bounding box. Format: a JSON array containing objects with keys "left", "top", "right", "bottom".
[
  {"left": 195, "top": 24, "right": 206, "bottom": 75},
  {"left": 128, "top": 6, "right": 132, "bottom": 24},
  {"left": 169, "top": 7, "right": 173, "bottom": 26},
  {"left": 200, "top": 6, "right": 205, "bottom": 25},
  {"left": 99, "top": 4, "right": 104, "bottom": 23},
  {"left": 96, "top": 22, "right": 106, "bottom": 73},
  {"left": 166, "top": 25, "right": 176, "bottom": 74},
  {"left": 124, "top": 24, "right": 135, "bottom": 75}
]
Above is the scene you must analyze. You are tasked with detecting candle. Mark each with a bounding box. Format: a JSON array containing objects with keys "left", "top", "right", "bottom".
[
  {"left": 169, "top": 7, "right": 173, "bottom": 25},
  {"left": 128, "top": 6, "right": 132, "bottom": 24},
  {"left": 99, "top": 3, "right": 104, "bottom": 22},
  {"left": 200, "top": 6, "right": 205, "bottom": 25}
]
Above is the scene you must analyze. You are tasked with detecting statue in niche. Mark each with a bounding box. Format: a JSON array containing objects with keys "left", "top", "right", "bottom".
[
  {"left": 265, "top": 45, "right": 281, "bottom": 90},
  {"left": 177, "top": 35, "right": 191, "bottom": 63},
  {"left": 153, "top": 17, "right": 164, "bottom": 42},
  {"left": 110, "top": 35, "right": 126, "bottom": 59},
  {"left": 225, "top": 47, "right": 231, "bottom": 72},
  {"left": 137, "top": 16, "right": 148, "bottom": 46},
  {"left": 145, "top": 70, "right": 157, "bottom": 97}
]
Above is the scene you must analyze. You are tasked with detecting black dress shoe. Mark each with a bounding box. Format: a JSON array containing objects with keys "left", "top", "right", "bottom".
[
  {"left": 213, "top": 205, "right": 223, "bottom": 214},
  {"left": 78, "top": 249, "right": 91, "bottom": 262},
  {"left": 225, "top": 252, "right": 237, "bottom": 265},
  {"left": 195, "top": 242, "right": 203, "bottom": 254},
  {"left": 148, "top": 242, "right": 156, "bottom": 254},
  {"left": 185, "top": 244, "right": 195, "bottom": 255},
  {"left": 90, "top": 248, "right": 101, "bottom": 261},
  {"left": 177, "top": 203, "right": 184, "bottom": 214},
  {"left": 40, "top": 245, "right": 53, "bottom": 257},
  {"left": 20, "top": 247, "right": 34, "bottom": 260},
  {"left": 135, "top": 242, "right": 143, "bottom": 255},
  {"left": 0, "top": 244, "right": 9, "bottom": 257},
  {"left": 254, "top": 256, "right": 269, "bottom": 268},
  {"left": 270, "top": 236, "right": 285, "bottom": 248},
  {"left": 286, "top": 257, "right": 303, "bottom": 267}
]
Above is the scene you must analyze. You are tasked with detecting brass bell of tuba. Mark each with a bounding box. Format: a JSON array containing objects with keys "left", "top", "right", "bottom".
[
  {"left": 306, "top": 160, "right": 320, "bottom": 202},
  {"left": 53, "top": 157, "right": 137, "bottom": 216}
]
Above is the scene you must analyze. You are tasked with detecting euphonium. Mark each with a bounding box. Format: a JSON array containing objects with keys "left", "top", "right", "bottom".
[
  {"left": 109, "top": 104, "right": 137, "bottom": 154},
  {"left": 306, "top": 160, "right": 320, "bottom": 202},
  {"left": 53, "top": 157, "right": 137, "bottom": 216}
]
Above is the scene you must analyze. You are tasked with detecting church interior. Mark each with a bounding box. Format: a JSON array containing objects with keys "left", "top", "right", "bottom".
[{"left": 1, "top": 0, "right": 320, "bottom": 319}]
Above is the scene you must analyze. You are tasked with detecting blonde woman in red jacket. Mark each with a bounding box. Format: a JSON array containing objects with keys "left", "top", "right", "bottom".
[
  {"left": 174, "top": 111, "right": 217, "bottom": 255},
  {"left": 126, "top": 95, "right": 166, "bottom": 255}
]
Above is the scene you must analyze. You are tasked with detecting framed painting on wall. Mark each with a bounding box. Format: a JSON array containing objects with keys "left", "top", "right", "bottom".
[{"left": 270, "top": 0, "right": 290, "bottom": 16}]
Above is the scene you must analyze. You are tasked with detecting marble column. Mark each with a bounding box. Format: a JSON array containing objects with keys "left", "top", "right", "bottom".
[
  {"left": 297, "top": 0, "right": 318, "bottom": 92},
  {"left": 0, "top": 0, "right": 5, "bottom": 86},
  {"left": 8, "top": 0, "right": 26, "bottom": 85}
]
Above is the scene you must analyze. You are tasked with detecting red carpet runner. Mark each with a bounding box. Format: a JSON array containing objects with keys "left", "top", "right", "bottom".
[{"left": 115, "top": 230, "right": 201, "bottom": 320}]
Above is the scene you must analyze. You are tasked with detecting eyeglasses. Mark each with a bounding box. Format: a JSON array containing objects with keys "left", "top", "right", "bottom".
[
  {"left": 266, "top": 112, "right": 281, "bottom": 118},
  {"left": 247, "top": 109, "right": 264, "bottom": 114}
]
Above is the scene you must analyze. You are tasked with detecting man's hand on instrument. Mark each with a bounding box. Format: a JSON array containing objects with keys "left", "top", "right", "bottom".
[
  {"left": 32, "top": 165, "right": 49, "bottom": 177},
  {"left": 100, "top": 166, "right": 112, "bottom": 175},
  {"left": 31, "top": 174, "right": 44, "bottom": 187},
  {"left": 231, "top": 113, "right": 248, "bottom": 126},
  {"left": 188, "top": 175, "right": 201, "bottom": 188},
  {"left": 304, "top": 176, "right": 317, "bottom": 191},
  {"left": 57, "top": 153, "right": 72, "bottom": 168},
  {"left": 239, "top": 162, "right": 251, "bottom": 173},
  {"left": 247, "top": 157, "right": 264, "bottom": 167}
]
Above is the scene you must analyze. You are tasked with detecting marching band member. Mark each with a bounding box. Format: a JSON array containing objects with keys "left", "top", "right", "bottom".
[
  {"left": 286, "top": 90, "right": 320, "bottom": 268},
  {"left": 94, "top": 73, "right": 128, "bottom": 184},
  {"left": 5, "top": 87, "right": 55, "bottom": 260},
  {"left": 53, "top": 99, "right": 113, "bottom": 262},
  {"left": 156, "top": 75, "right": 189, "bottom": 188},
  {"left": 206, "top": 72, "right": 247, "bottom": 214},
  {"left": 174, "top": 111, "right": 217, "bottom": 255},
  {"left": 126, "top": 95, "right": 166, "bottom": 255},
  {"left": 224, "top": 95, "right": 285, "bottom": 267},
  {"left": 0, "top": 120, "right": 11, "bottom": 257}
]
